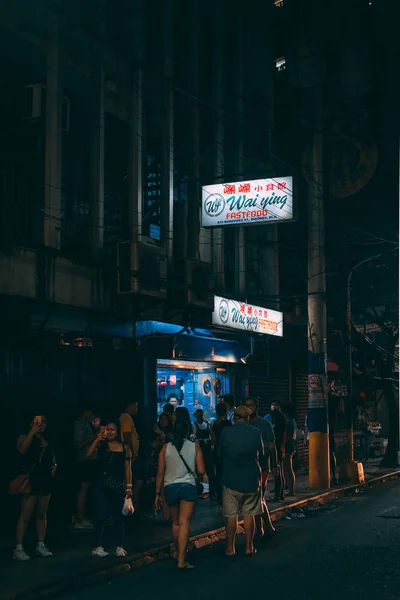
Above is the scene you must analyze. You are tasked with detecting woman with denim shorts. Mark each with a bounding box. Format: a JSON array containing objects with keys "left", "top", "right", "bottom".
[{"left": 155, "top": 420, "right": 207, "bottom": 570}]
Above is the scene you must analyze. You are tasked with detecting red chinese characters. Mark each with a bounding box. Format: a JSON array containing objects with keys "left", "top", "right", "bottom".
[
  {"left": 266, "top": 183, "right": 274, "bottom": 191},
  {"left": 264, "top": 310, "right": 268, "bottom": 318},
  {"left": 247, "top": 306, "right": 253, "bottom": 316},
  {"left": 254, "top": 185, "right": 263, "bottom": 192},
  {"left": 223, "top": 184, "right": 236, "bottom": 194},
  {"left": 238, "top": 183, "right": 250, "bottom": 193},
  {"left": 278, "top": 182, "right": 287, "bottom": 190},
  {"left": 240, "top": 304, "right": 246, "bottom": 314}
]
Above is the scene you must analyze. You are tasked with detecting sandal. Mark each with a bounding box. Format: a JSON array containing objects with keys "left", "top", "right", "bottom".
[
  {"left": 178, "top": 562, "right": 195, "bottom": 570},
  {"left": 245, "top": 549, "right": 258, "bottom": 557}
]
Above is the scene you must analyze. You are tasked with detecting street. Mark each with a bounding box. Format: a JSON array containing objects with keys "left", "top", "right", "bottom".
[{"left": 62, "top": 480, "right": 400, "bottom": 600}]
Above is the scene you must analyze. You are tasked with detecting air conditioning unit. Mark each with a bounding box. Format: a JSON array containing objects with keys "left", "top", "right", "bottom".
[
  {"left": 117, "top": 241, "right": 167, "bottom": 298},
  {"left": 24, "top": 84, "right": 70, "bottom": 132},
  {"left": 171, "top": 258, "right": 214, "bottom": 308}
]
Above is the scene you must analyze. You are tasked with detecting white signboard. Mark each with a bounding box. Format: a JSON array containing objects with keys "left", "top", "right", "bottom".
[
  {"left": 201, "top": 176, "right": 293, "bottom": 228},
  {"left": 212, "top": 296, "right": 283, "bottom": 337}
]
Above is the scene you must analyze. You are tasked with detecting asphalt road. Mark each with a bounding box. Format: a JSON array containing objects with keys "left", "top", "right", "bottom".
[{"left": 62, "top": 480, "right": 400, "bottom": 600}]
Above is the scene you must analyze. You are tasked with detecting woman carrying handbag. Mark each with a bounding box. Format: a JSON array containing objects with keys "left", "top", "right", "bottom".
[
  {"left": 11, "top": 415, "right": 57, "bottom": 561},
  {"left": 155, "top": 420, "right": 208, "bottom": 570}
]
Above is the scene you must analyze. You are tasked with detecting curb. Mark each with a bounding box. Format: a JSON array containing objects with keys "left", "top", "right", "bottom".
[{"left": 4, "top": 469, "right": 400, "bottom": 600}]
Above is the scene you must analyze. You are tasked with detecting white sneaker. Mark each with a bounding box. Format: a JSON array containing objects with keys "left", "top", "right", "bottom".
[
  {"left": 115, "top": 546, "right": 127, "bottom": 557},
  {"left": 36, "top": 544, "right": 52, "bottom": 557},
  {"left": 92, "top": 546, "right": 109, "bottom": 558},
  {"left": 13, "top": 547, "right": 30, "bottom": 561}
]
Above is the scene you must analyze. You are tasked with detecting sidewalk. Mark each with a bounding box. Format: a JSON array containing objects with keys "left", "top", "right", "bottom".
[{"left": 1, "top": 459, "right": 398, "bottom": 600}]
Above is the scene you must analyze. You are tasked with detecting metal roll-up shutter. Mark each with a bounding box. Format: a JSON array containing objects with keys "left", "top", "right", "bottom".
[
  {"left": 247, "top": 349, "right": 290, "bottom": 417},
  {"left": 249, "top": 374, "right": 290, "bottom": 417}
]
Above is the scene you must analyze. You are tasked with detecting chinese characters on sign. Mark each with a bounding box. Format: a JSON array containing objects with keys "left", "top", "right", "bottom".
[
  {"left": 212, "top": 296, "right": 283, "bottom": 337},
  {"left": 223, "top": 182, "right": 288, "bottom": 194},
  {"left": 201, "top": 176, "right": 294, "bottom": 228}
]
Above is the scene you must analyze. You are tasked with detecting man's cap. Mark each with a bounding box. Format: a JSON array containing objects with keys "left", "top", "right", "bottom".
[
  {"left": 234, "top": 405, "right": 251, "bottom": 419},
  {"left": 193, "top": 407, "right": 204, "bottom": 415}
]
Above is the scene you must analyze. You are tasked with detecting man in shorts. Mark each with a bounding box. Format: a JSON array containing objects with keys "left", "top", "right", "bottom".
[
  {"left": 218, "top": 405, "right": 267, "bottom": 557},
  {"left": 244, "top": 396, "right": 278, "bottom": 539}
]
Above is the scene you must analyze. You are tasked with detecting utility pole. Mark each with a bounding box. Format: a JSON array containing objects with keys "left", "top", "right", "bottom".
[
  {"left": 306, "top": 85, "right": 330, "bottom": 490},
  {"left": 343, "top": 252, "right": 394, "bottom": 482},
  {"left": 161, "top": 0, "right": 174, "bottom": 262},
  {"left": 397, "top": 93, "right": 400, "bottom": 467},
  {"left": 235, "top": 11, "right": 245, "bottom": 296},
  {"left": 212, "top": 0, "right": 224, "bottom": 291}
]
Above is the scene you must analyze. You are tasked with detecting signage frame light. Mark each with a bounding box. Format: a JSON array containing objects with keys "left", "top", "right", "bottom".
[
  {"left": 201, "top": 176, "right": 295, "bottom": 229},
  {"left": 212, "top": 296, "right": 283, "bottom": 338}
]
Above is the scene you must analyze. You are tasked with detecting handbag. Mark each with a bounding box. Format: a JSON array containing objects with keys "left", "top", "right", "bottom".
[
  {"left": 8, "top": 448, "right": 45, "bottom": 496},
  {"left": 177, "top": 449, "right": 204, "bottom": 496},
  {"left": 122, "top": 497, "right": 135, "bottom": 516}
]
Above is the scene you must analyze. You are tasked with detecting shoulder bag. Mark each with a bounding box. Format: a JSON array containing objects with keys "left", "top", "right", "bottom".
[
  {"left": 177, "top": 447, "right": 204, "bottom": 496},
  {"left": 8, "top": 447, "right": 45, "bottom": 495}
]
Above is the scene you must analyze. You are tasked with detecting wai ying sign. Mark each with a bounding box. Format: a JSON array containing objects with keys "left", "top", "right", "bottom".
[
  {"left": 201, "top": 176, "right": 294, "bottom": 228},
  {"left": 212, "top": 296, "right": 283, "bottom": 337}
]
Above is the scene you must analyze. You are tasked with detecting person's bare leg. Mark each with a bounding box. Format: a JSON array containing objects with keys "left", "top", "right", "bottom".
[
  {"left": 284, "top": 455, "right": 295, "bottom": 494},
  {"left": 262, "top": 504, "right": 276, "bottom": 533},
  {"left": 255, "top": 515, "right": 264, "bottom": 536},
  {"left": 177, "top": 501, "right": 195, "bottom": 568},
  {"left": 243, "top": 514, "right": 255, "bottom": 554},
  {"left": 36, "top": 495, "right": 51, "bottom": 543},
  {"left": 169, "top": 505, "right": 180, "bottom": 547},
  {"left": 225, "top": 516, "right": 237, "bottom": 556},
  {"left": 17, "top": 496, "right": 37, "bottom": 545},
  {"left": 77, "top": 482, "right": 90, "bottom": 523},
  {"left": 161, "top": 489, "right": 170, "bottom": 521}
]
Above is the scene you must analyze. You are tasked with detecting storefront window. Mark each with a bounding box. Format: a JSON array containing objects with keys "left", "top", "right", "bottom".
[{"left": 156, "top": 359, "right": 231, "bottom": 421}]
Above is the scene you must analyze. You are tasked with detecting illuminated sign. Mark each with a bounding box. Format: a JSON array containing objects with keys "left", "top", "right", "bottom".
[
  {"left": 201, "top": 176, "right": 294, "bottom": 228},
  {"left": 212, "top": 296, "right": 283, "bottom": 337}
]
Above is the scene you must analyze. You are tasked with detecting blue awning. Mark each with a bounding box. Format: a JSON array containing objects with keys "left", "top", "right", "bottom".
[
  {"left": 135, "top": 321, "right": 213, "bottom": 339},
  {"left": 92, "top": 319, "right": 246, "bottom": 363}
]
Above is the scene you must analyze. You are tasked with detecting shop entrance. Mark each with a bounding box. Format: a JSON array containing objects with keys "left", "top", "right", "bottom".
[{"left": 157, "top": 359, "right": 231, "bottom": 420}]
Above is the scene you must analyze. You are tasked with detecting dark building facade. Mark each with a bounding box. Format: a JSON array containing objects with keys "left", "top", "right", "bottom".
[{"left": 0, "top": 0, "right": 301, "bottom": 432}]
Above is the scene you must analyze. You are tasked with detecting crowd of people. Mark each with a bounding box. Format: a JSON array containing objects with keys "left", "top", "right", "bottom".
[{"left": 8, "top": 394, "right": 298, "bottom": 568}]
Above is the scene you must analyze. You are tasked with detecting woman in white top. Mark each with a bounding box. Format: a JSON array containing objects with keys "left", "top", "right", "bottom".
[{"left": 155, "top": 420, "right": 207, "bottom": 570}]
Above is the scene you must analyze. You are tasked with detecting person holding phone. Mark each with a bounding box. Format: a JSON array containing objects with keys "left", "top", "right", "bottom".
[
  {"left": 87, "top": 420, "right": 132, "bottom": 558},
  {"left": 13, "top": 415, "right": 57, "bottom": 561}
]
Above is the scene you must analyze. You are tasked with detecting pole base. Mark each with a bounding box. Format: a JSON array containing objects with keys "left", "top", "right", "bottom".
[{"left": 339, "top": 460, "right": 365, "bottom": 484}]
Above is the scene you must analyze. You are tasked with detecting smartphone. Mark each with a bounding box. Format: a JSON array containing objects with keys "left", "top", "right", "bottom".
[
  {"left": 100, "top": 426, "right": 106, "bottom": 434},
  {"left": 34, "top": 416, "right": 43, "bottom": 425}
]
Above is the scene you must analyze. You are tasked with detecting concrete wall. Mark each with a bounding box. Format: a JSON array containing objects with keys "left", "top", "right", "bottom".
[{"left": 0, "top": 247, "right": 105, "bottom": 309}]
